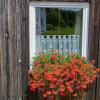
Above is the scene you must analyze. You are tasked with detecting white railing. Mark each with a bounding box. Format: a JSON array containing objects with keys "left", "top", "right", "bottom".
[{"left": 36, "top": 35, "right": 80, "bottom": 54}]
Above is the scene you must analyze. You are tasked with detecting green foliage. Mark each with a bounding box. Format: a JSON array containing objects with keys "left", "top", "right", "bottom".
[
  {"left": 43, "top": 8, "right": 76, "bottom": 35},
  {"left": 42, "top": 26, "right": 75, "bottom": 35}
]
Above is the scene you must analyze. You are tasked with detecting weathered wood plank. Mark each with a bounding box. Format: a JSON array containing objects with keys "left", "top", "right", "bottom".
[
  {"left": 16, "top": 0, "right": 23, "bottom": 99},
  {"left": 86, "top": 0, "right": 93, "bottom": 100},
  {"left": 0, "top": 0, "right": 8, "bottom": 100},
  {"left": 84, "top": 0, "right": 100, "bottom": 100},
  {"left": 8, "top": 0, "right": 20, "bottom": 99},
  {"left": 7, "top": 0, "right": 29, "bottom": 99},
  {"left": 96, "top": 2, "right": 100, "bottom": 99},
  {"left": 20, "top": 0, "right": 29, "bottom": 99}
]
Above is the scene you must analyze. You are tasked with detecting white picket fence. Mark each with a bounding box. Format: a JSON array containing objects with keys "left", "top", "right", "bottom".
[{"left": 36, "top": 35, "right": 80, "bottom": 54}]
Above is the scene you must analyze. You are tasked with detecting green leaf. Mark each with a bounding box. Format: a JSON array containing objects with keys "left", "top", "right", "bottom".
[
  {"left": 83, "top": 68, "right": 87, "bottom": 72},
  {"left": 66, "top": 56, "right": 72, "bottom": 62},
  {"left": 48, "top": 68, "right": 53, "bottom": 72}
]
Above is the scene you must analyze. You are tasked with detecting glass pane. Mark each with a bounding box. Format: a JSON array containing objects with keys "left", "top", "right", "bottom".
[{"left": 35, "top": 7, "right": 83, "bottom": 54}]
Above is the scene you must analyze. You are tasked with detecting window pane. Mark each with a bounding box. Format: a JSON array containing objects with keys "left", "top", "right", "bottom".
[{"left": 35, "top": 7, "right": 83, "bottom": 54}]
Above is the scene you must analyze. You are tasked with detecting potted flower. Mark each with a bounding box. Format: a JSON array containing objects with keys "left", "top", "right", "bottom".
[{"left": 28, "top": 50, "right": 100, "bottom": 100}]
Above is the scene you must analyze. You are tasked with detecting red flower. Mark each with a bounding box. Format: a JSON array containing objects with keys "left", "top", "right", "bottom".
[
  {"left": 30, "top": 80, "right": 36, "bottom": 91},
  {"left": 34, "top": 61, "right": 40, "bottom": 65},
  {"left": 59, "top": 85, "right": 65, "bottom": 92},
  {"left": 43, "top": 93, "right": 48, "bottom": 97},
  {"left": 51, "top": 78, "right": 57, "bottom": 83},
  {"left": 73, "top": 93, "right": 78, "bottom": 97},
  {"left": 70, "top": 72, "right": 76, "bottom": 79},
  {"left": 67, "top": 86, "right": 74, "bottom": 93},
  {"left": 44, "top": 72, "right": 53, "bottom": 80},
  {"left": 81, "top": 85, "right": 87, "bottom": 89},
  {"left": 47, "top": 91, "right": 52, "bottom": 95},
  {"left": 52, "top": 53, "right": 58, "bottom": 60},
  {"left": 52, "top": 91, "right": 57, "bottom": 95},
  {"left": 56, "top": 79, "right": 63, "bottom": 86},
  {"left": 49, "top": 83, "right": 55, "bottom": 88},
  {"left": 45, "top": 64, "right": 51, "bottom": 69},
  {"left": 60, "top": 92, "right": 66, "bottom": 96}
]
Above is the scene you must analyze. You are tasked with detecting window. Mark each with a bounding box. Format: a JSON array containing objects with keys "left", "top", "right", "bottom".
[{"left": 29, "top": 2, "right": 89, "bottom": 65}]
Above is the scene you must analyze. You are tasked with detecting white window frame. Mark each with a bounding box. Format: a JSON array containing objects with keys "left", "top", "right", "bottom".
[{"left": 29, "top": 2, "right": 89, "bottom": 67}]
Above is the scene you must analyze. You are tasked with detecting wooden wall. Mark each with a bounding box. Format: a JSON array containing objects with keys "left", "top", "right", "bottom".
[
  {"left": 0, "top": 0, "right": 100, "bottom": 100},
  {"left": 0, "top": 0, "right": 29, "bottom": 100}
]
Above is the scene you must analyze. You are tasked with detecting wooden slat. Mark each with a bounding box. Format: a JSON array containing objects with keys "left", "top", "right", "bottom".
[
  {"left": 16, "top": 0, "right": 23, "bottom": 99},
  {"left": 96, "top": 1, "right": 100, "bottom": 100},
  {"left": 76, "top": 35, "right": 80, "bottom": 53},
  {"left": 87, "top": 0, "right": 100, "bottom": 100},
  {"left": 62, "top": 36, "right": 68, "bottom": 54},
  {"left": 36, "top": 35, "right": 41, "bottom": 51},
  {"left": 52, "top": 35, "right": 58, "bottom": 51},
  {"left": 41, "top": 35, "right": 47, "bottom": 52},
  {"left": 47, "top": 35, "right": 53, "bottom": 52},
  {"left": 0, "top": 0, "right": 8, "bottom": 100},
  {"left": 58, "top": 36, "right": 63, "bottom": 54},
  {"left": 6, "top": 0, "right": 29, "bottom": 100},
  {"left": 96, "top": 7, "right": 100, "bottom": 98},
  {"left": 20, "top": 0, "right": 29, "bottom": 99},
  {"left": 8, "top": 0, "right": 21, "bottom": 99}
]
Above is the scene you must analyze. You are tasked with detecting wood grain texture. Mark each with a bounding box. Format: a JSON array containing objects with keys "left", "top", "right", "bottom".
[
  {"left": 95, "top": 0, "right": 100, "bottom": 99},
  {"left": 0, "top": 0, "right": 8, "bottom": 100},
  {"left": 88, "top": 0, "right": 100, "bottom": 99},
  {"left": 20, "top": 0, "right": 29, "bottom": 99},
  {"left": 8, "top": 0, "right": 20, "bottom": 100},
  {"left": 0, "top": 0, "right": 29, "bottom": 99},
  {"left": 8, "top": 0, "right": 29, "bottom": 99}
]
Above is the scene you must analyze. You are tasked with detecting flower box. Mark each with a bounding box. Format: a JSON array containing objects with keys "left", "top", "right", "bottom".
[{"left": 28, "top": 50, "right": 100, "bottom": 100}]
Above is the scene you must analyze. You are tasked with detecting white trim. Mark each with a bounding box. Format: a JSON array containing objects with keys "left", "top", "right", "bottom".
[
  {"left": 29, "top": 2, "right": 89, "bottom": 65},
  {"left": 30, "top": 2, "right": 89, "bottom": 8},
  {"left": 82, "top": 6, "right": 89, "bottom": 58},
  {"left": 29, "top": 6, "right": 36, "bottom": 68}
]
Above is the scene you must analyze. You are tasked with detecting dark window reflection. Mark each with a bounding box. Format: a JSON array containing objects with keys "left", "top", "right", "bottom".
[{"left": 36, "top": 7, "right": 83, "bottom": 35}]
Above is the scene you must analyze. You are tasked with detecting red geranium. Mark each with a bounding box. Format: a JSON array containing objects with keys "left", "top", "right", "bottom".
[{"left": 28, "top": 51, "right": 100, "bottom": 98}]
